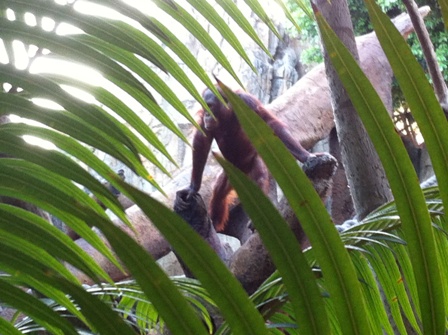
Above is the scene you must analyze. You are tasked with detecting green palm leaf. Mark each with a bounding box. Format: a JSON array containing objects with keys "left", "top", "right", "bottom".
[
  {"left": 219, "top": 84, "right": 370, "bottom": 334},
  {"left": 217, "top": 155, "right": 330, "bottom": 334},
  {"left": 315, "top": 6, "right": 445, "bottom": 333}
]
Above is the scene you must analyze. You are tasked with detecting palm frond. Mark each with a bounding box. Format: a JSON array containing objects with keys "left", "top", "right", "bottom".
[{"left": 14, "top": 278, "right": 216, "bottom": 335}]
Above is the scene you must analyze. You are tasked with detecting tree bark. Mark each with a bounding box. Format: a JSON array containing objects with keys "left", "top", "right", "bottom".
[
  {"left": 312, "top": 0, "right": 393, "bottom": 219},
  {"left": 329, "top": 128, "right": 355, "bottom": 224}
]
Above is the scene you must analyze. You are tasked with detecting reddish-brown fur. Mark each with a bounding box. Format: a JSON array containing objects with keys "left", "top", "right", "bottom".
[{"left": 185, "top": 87, "right": 312, "bottom": 231}]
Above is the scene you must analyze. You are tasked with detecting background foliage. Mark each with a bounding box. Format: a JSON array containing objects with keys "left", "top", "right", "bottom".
[{"left": 288, "top": 0, "right": 448, "bottom": 81}]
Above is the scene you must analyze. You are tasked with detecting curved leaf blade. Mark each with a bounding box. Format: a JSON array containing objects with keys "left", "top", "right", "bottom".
[
  {"left": 243, "top": 0, "right": 280, "bottom": 38},
  {"left": 0, "top": 280, "right": 78, "bottom": 335},
  {"left": 0, "top": 160, "right": 210, "bottom": 334},
  {"left": 183, "top": 0, "right": 263, "bottom": 70},
  {"left": 124, "top": 0, "right": 245, "bottom": 88},
  {"left": 219, "top": 84, "right": 371, "bottom": 334},
  {"left": 0, "top": 204, "right": 111, "bottom": 283},
  {"left": 0, "top": 123, "right": 136, "bottom": 225},
  {"left": 0, "top": 317, "right": 22, "bottom": 335},
  {"left": 217, "top": 155, "right": 331, "bottom": 334},
  {"left": 214, "top": 0, "right": 273, "bottom": 56},
  {"left": 0, "top": 18, "right": 152, "bottom": 100},
  {"left": 0, "top": 130, "right": 125, "bottom": 216},
  {"left": 116, "top": 181, "right": 270, "bottom": 335},
  {"left": 15, "top": 1, "right": 211, "bottom": 112},
  {"left": 0, "top": 90, "right": 159, "bottom": 189},
  {"left": 0, "top": 61, "right": 139, "bottom": 157},
  {"left": 0, "top": 159, "right": 123, "bottom": 272},
  {"left": 60, "top": 35, "right": 197, "bottom": 140},
  {"left": 315, "top": 6, "right": 444, "bottom": 334},
  {"left": 365, "top": 0, "right": 448, "bottom": 210}
]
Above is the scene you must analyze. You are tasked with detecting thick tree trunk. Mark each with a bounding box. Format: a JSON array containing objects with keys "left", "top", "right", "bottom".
[{"left": 313, "top": 0, "right": 393, "bottom": 219}]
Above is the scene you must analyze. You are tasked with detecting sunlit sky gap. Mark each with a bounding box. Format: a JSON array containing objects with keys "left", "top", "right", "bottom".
[{"left": 1, "top": 0, "right": 159, "bottom": 148}]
